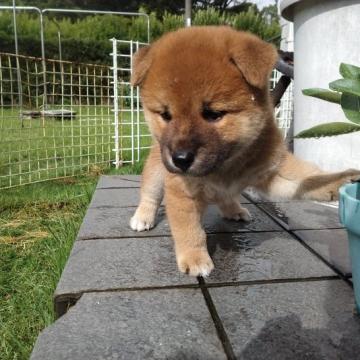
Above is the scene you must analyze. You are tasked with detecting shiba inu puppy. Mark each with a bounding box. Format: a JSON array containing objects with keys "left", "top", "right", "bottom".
[{"left": 129, "top": 26, "right": 360, "bottom": 277}]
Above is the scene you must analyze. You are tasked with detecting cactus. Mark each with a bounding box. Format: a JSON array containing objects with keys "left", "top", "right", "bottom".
[{"left": 295, "top": 63, "right": 360, "bottom": 138}]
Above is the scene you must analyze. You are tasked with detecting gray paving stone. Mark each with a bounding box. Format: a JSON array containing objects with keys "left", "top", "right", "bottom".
[
  {"left": 54, "top": 237, "right": 197, "bottom": 315},
  {"left": 31, "top": 289, "right": 226, "bottom": 360},
  {"left": 76, "top": 206, "right": 169, "bottom": 240},
  {"left": 89, "top": 188, "right": 141, "bottom": 208},
  {"left": 89, "top": 188, "right": 172, "bottom": 208},
  {"left": 295, "top": 229, "right": 351, "bottom": 276},
  {"left": 244, "top": 189, "right": 310, "bottom": 204},
  {"left": 77, "top": 204, "right": 281, "bottom": 240},
  {"left": 258, "top": 201, "right": 342, "bottom": 230},
  {"left": 210, "top": 281, "right": 360, "bottom": 360},
  {"left": 203, "top": 204, "right": 281, "bottom": 233},
  {"left": 204, "top": 232, "right": 335, "bottom": 284},
  {"left": 96, "top": 175, "right": 141, "bottom": 189},
  {"left": 94, "top": 179, "right": 250, "bottom": 207}
]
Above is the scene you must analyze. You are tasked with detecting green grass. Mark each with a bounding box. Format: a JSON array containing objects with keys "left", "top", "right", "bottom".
[
  {"left": 0, "top": 104, "right": 148, "bottom": 359},
  {"left": 0, "top": 162, "right": 145, "bottom": 360},
  {"left": 0, "top": 102, "right": 148, "bottom": 359}
]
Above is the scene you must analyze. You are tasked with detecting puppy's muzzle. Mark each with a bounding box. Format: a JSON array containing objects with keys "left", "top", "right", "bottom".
[{"left": 171, "top": 150, "right": 195, "bottom": 172}]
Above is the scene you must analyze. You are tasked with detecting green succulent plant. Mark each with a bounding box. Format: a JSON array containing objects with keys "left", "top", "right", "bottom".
[{"left": 295, "top": 63, "right": 360, "bottom": 138}]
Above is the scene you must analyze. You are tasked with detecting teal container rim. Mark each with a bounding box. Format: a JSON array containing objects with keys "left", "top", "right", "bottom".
[
  {"left": 339, "top": 182, "right": 360, "bottom": 202},
  {"left": 339, "top": 182, "right": 360, "bottom": 232}
]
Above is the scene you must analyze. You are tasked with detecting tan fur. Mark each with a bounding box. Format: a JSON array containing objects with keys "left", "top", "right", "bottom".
[
  {"left": 129, "top": 26, "right": 360, "bottom": 276},
  {"left": 130, "top": 143, "right": 164, "bottom": 231}
]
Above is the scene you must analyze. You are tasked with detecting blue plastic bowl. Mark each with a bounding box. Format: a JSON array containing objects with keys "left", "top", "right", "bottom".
[{"left": 339, "top": 182, "right": 360, "bottom": 313}]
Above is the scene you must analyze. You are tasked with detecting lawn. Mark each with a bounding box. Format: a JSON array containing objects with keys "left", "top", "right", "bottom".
[
  {"left": 0, "top": 163, "right": 145, "bottom": 360},
  {"left": 0, "top": 104, "right": 149, "bottom": 359}
]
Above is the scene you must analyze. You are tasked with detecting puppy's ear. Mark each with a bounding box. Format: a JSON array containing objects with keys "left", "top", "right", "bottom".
[
  {"left": 131, "top": 45, "right": 152, "bottom": 86},
  {"left": 229, "top": 33, "right": 278, "bottom": 89}
]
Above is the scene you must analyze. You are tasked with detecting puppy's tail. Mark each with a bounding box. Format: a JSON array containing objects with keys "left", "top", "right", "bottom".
[{"left": 256, "top": 152, "right": 360, "bottom": 201}]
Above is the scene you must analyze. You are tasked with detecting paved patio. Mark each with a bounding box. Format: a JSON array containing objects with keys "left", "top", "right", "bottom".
[{"left": 31, "top": 175, "right": 360, "bottom": 359}]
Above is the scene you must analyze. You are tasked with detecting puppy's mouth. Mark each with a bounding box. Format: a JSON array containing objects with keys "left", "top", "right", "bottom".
[{"left": 161, "top": 146, "right": 220, "bottom": 177}]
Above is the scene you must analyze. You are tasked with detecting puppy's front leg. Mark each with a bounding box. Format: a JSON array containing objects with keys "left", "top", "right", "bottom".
[
  {"left": 130, "top": 143, "right": 164, "bottom": 231},
  {"left": 166, "top": 177, "right": 214, "bottom": 277}
]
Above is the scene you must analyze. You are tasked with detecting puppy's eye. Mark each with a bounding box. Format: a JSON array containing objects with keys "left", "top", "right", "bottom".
[
  {"left": 160, "top": 110, "right": 172, "bottom": 122},
  {"left": 202, "top": 108, "right": 226, "bottom": 122}
]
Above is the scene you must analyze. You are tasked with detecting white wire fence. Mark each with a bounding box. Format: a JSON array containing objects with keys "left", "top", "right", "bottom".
[
  {"left": 0, "top": 40, "right": 293, "bottom": 189},
  {"left": 0, "top": 52, "right": 114, "bottom": 188},
  {"left": 111, "top": 39, "right": 151, "bottom": 169}
]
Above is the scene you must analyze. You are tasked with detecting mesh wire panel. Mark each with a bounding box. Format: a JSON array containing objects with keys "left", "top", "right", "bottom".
[
  {"left": 112, "top": 39, "right": 151, "bottom": 167},
  {"left": 0, "top": 52, "right": 114, "bottom": 188}
]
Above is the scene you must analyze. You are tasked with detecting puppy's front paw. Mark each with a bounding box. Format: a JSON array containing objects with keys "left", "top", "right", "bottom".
[
  {"left": 222, "top": 207, "right": 252, "bottom": 222},
  {"left": 177, "top": 249, "right": 214, "bottom": 277},
  {"left": 129, "top": 204, "right": 156, "bottom": 232}
]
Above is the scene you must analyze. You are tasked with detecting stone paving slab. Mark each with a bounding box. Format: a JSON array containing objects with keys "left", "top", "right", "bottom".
[
  {"left": 243, "top": 189, "right": 341, "bottom": 206},
  {"left": 77, "top": 204, "right": 281, "bottom": 240},
  {"left": 54, "top": 237, "right": 197, "bottom": 308},
  {"left": 209, "top": 280, "right": 360, "bottom": 359},
  {"left": 258, "top": 201, "right": 342, "bottom": 230},
  {"left": 89, "top": 188, "right": 142, "bottom": 208},
  {"left": 295, "top": 229, "right": 351, "bottom": 276},
  {"left": 89, "top": 187, "right": 250, "bottom": 208},
  {"left": 31, "top": 289, "right": 226, "bottom": 360},
  {"left": 76, "top": 206, "right": 168, "bottom": 239},
  {"left": 96, "top": 175, "right": 141, "bottom": 189},
  {"left": 55, "top": 232, "right": 335, "bottom": 316},
  {"left": 30, "top": 175, "right": 360, "bottom": 359},
  {"left": 204, "top": 232, "right": 335, "bottom": 284},
  {"left": 203, "top": 205, "right": 280, "bottom": 233}
]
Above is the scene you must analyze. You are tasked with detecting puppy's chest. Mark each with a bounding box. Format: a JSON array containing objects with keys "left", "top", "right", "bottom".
[{"left": 203, "top": 180, "right": 243, "bottom": 203}]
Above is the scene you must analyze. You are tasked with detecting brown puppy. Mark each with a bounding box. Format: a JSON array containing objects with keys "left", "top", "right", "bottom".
[{"left": 129, "top": 26, "right": 360, "bottom": 277}]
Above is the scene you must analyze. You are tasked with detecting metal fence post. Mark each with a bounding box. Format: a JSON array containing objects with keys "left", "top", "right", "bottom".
[
  {"left": 185, "top": 0, "right": 192, "bottom": 27},
  {"left": 111, "top": 38, "right": 120, "bottom": 169},
  {"left": 135, "top": 41, "right": 141, "bottom": 162},
  {"left": 11, "top": 1, "right": 23, "bottom": 119},
  {"left": 39, "top": 11, "right": 47, "bottom": 109},
  {"left": 146, "top": 15, "right": 150, "bottom": 42},
  {"left": 130, "top": 40, "right": 135, "bottom": 164}
]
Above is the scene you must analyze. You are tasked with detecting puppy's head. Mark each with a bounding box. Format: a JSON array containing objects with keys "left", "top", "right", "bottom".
[{"left": 132, "top": 26, "right": 277, "bottom": 176}]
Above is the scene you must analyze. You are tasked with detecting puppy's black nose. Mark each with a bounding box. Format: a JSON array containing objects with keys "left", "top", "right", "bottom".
[{"left": 172, "top": 150, "right": 195, "bottom": 172}]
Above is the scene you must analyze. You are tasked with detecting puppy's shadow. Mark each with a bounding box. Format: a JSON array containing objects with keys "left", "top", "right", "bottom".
[
  {"left": 238, "top": 281, "right": 360, "bottom": 360},
  {"left": 240, "top": 315, "right": 324, "bottom": 360},
  {"left": 154, "top": 206, "right": 167, "bottom": 224}
]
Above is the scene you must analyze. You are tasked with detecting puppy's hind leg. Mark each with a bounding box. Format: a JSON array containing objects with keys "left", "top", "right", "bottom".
[{"left": 130, "top": 144, "right": 165, "bottom": 231}]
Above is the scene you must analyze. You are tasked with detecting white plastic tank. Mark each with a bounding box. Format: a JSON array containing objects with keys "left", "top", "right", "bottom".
[{"left": 279, "top": 0, "right": 360, "bottom": 171}]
